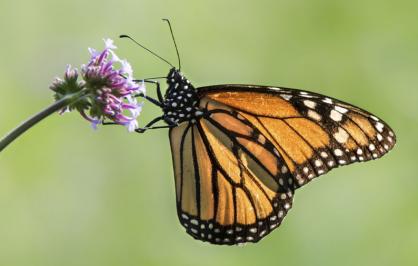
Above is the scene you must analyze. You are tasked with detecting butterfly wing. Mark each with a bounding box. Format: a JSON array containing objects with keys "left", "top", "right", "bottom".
[
  {"left": 169, "top": 84, "right": 396, "bottom": 245},
  {"left": 169, "top": 112, "right": 294, "bottom": 245},
  {"left": 198, "top": 85, "right": 396, "bottom": 187}
]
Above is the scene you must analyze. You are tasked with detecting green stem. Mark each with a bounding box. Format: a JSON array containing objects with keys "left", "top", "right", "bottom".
[{"left": 0, "top": 90, "right": 87, "bottom": 153}]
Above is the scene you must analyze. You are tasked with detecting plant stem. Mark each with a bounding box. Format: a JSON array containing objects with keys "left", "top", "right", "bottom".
[{"left": 0, "top": 91, "right": 87, "bottom": 153}]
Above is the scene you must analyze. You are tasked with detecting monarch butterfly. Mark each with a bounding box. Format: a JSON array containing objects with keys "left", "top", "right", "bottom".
[{"left": 122, "top": 21, "right": 396, "bottom": 245}]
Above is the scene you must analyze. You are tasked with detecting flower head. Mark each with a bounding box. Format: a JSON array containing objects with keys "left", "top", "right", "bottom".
[{"left": 50, "top": 38, "right": 145, "bottom": 132}]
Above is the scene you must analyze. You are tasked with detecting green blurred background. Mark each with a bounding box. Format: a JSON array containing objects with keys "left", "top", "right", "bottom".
[{"left": 0, "top": 0, "right": 417, "bottom": 265}]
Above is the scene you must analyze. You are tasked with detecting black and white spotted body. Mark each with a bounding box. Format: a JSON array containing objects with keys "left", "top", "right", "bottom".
[{"left": 163, "top": 68, "right": 202, "bottom": 125}]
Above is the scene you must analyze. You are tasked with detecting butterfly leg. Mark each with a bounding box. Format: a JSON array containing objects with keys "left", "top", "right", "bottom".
[
  {"left": 118, "top": 74, "right": 162, "bottom": 106},
  {"left": 134, "top": 92, "right": 163, "bottom": 107},
  {"left": 135, "top": 116, "right": 177, "bottom": 133},
  {"left": 142, "top": 79, "right": 163, "bottom": 103},
  {"left": 135, "top": 124, "right": 177, "bottom": 133},
  {"left": 101, "top": 116, "right": 174, "bottom": 132},
  {"left": 133, "top": 79, "right": 164, "bottom": 104}
]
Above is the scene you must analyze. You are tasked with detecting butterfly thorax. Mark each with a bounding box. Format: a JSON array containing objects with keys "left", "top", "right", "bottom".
[{"left": 163, "top": 68, "right": 202, "bottom": 124}]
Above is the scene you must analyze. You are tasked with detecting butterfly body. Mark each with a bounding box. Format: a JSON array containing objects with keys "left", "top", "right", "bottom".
[
  {"left": 157, "top": 68, "right": 396, "bottom": 245},
  {"left": 162, "top": 69, "right": 202, "bottom": 125}
]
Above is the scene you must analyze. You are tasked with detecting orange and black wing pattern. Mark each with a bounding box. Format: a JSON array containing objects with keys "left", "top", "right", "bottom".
[
  {"left": 169, "top": 85, "right": 396, "bottom": 245},
  {"left": 198, "top": 85, "right": 396, "bottom": 187}
]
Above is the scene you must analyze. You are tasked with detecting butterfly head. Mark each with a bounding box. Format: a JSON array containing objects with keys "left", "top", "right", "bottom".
[{"left": 162, "top": 68, "right": 201, "bottom": 125}]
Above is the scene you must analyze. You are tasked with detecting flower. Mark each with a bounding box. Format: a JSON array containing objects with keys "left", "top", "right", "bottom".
[{"left": 50, "top": 38, "right": 145, "bottom": 132}]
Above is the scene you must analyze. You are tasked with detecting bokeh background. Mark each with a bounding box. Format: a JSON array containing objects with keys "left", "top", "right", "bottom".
[{"left": 0, "top": 0, "right": 417, "bottom": 265}]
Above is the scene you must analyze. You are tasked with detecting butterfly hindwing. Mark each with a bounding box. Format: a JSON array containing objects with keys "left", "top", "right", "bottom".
[{"left": 169, "top": 111, "right": 294, "bottom": 245}]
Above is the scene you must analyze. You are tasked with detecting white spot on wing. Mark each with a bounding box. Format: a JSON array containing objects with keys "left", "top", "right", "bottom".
[
  {"left": 330, "top": 110, "right": 343, "bottom": 122},
  {"left": 375, "top": 122, "right": 384, "bottom": 133},
  {"left": 303, "top": 100, "right": 317, "bottom": 109},
  {"left": 308, "top": 110, "right": 322, "bottom": 121},
  {"left": 334, "top": 149, "right": 343, "bottom": 156},
  {"left": 281, "top": 165, "right": 288, "bottom": 174},
  {"left": 334, "top": 127, "right": 349, "bottom": 143},
  {"left": 280, "top": 94, "right": 292, "bottom": 101},
  {"left": 335, "top": 106, "right": 348, "bottom": 113},
  {"left": 280, "top": 194, "right": 287, "bottom": 200},
  {"left": 322, "top": 98, "right": 333, "bottom": 104},
  {"left": 308, "top": 173, "right": 314, "bottom": 179},
  {"left": 371, "top": 115, "right": 379, "bottom": 121}
]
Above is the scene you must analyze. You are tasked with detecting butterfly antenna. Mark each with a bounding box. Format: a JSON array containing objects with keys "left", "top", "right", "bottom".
[
  {"left": 119, "top": 34, "right": 175, "bottom": 68},
  {"left": 162, "top": 19, "right": 181, "bottom": 70}
]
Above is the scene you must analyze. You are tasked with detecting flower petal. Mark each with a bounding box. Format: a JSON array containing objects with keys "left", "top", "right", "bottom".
[
  {"left": 126, "top": 119, "right": 138, "bottom": 132},
  {"left": 130, "top": 103, "right": 142, "bottom": 117},
  {"left": 108, "top": 49, "right": 121, "bottom": 63},
  {"left": 120, "top": 59, "right": 133, "bottom": 77},
  {"left": 88, "top": 47, "right": 99, "bottom": 57},
  {"left": 103, "top": 38, "right": 117, "bottom": 50},
  {"left": 91, "top": 118, "right": 102, "bottom": 130},
  {"left": 137, "top": 80, "right": 146, "bottom": 94}
]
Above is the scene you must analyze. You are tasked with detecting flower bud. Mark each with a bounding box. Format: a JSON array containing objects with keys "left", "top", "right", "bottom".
[
  {"left": 64, "top": 65, "right": 78, "bottom": 82},
  {"left": 49, "top": 77, "right": 65, "bottom": 92}
]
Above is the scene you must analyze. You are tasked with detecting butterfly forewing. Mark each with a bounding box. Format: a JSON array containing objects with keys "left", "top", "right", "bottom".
[{"left": 198, "top": 85, "right": 396, "bottom": 187}]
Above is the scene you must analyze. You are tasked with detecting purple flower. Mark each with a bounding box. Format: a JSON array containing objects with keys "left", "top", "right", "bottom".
[{"left": 51, "top": 38, "right": 145, "bottom": 132}]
